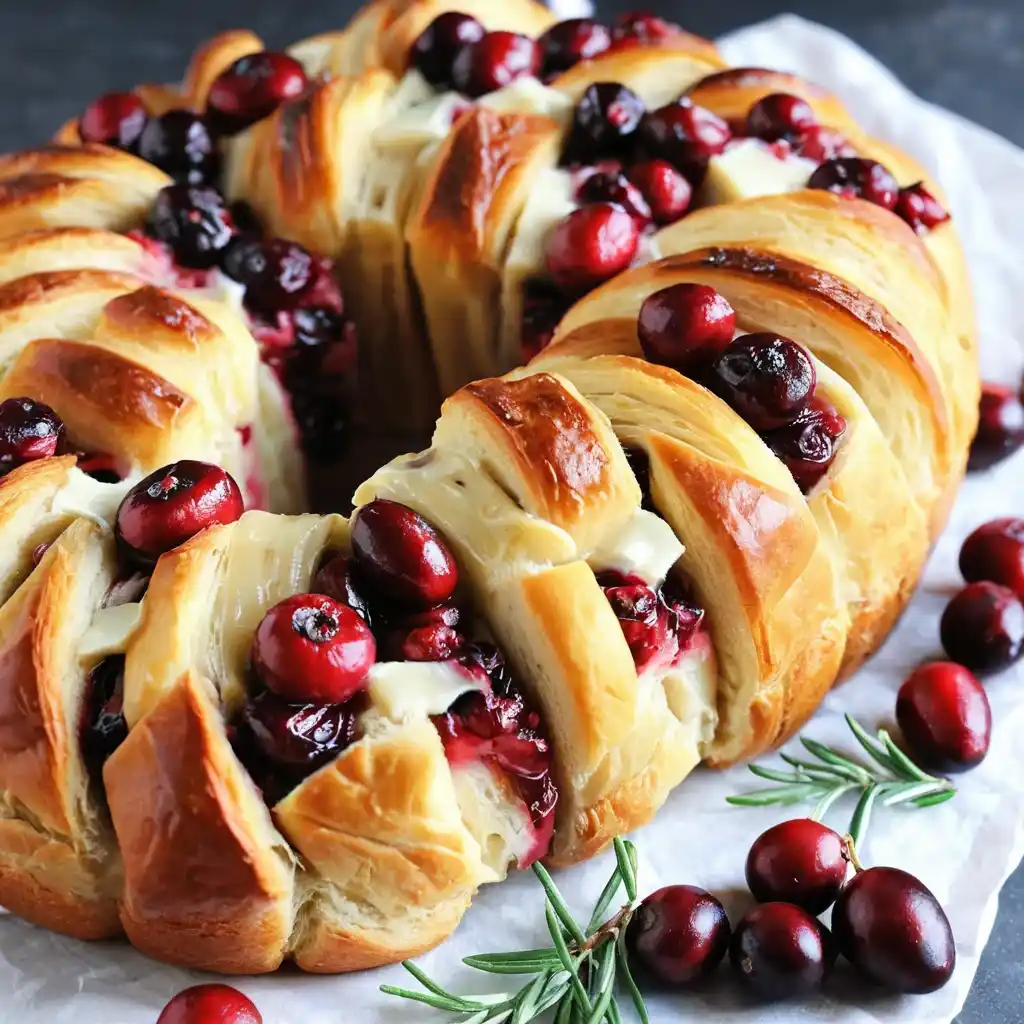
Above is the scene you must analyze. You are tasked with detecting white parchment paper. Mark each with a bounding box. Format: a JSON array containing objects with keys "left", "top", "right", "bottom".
[{"left": 4, "top": 15, "right": 1024, "bottom": 1023}]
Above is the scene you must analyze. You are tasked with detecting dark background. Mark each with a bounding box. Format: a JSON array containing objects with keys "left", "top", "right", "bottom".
[{"left": 2, "top": 1, "right": 1021, "bottom": 1020}]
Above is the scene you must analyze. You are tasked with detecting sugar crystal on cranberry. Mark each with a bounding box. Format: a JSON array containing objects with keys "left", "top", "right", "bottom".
[
  {"left": 146, "top": 184, "right": 237, "bottom": 269},
  {"left": 136, "top": 109, "right": 221, "bottom": 185}
]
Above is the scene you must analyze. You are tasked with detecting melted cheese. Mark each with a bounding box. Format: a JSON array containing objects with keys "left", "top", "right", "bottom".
[
  {"left": 80, "top": 602, "right": 143, "bottom": 660},
  {"left": 50, "top": 469, "right": 132, "bottom": 531},
  {"left": 587, "top": 508, "right": 685, "bottom": 587},
  {"left": 480, "top": 77, "right": 575, "bottom": 123},
  {"left": 506, "top": 167, "right": 578, "bottom": 275},
  {"left": 368, "top": 660, "right": 487, "bottom": 720},
  {"left": 659, "top": 639, "right": 719, "bottom": 756},
  {"left": 372, "top": 91, "right": 465, "bottom": 150},
  {"left": 702, "top": 138, "right": 819, "bottom": 204}
]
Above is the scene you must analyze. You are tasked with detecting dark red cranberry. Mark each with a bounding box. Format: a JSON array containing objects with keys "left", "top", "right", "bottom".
[
  {"left": 763, "top": 396, "right": 847, "bottom": 493},
  {"left": 207, "top": 51, "right": 308, "bottom": 134},
  {"left": 31, "top": 542, "right": 50, "bottom": 566},
  {"left": 832, "top": 867, "right": 955, "bottom": 993},
  {"left": 746, "top": 819, "right": 847, "bottom": 914},
  {"left": 563, "top": 83, "right": 646, "bottom": 165},
  {"left": 313, "top": 554, "right": 373, "bottom": 624},
  {"left": 968, "top": 382, "right": 1024, "bottom": 471},
  {"left": 577, "top": 170, "right": 652, "bottom": 228},
  {"left": 730, "top": 903, "right": 834, "bottom": 999},
  {"left": 386, "top": 621, "right": 463, "bottom": 662},
  {"left": 627, "top": 159, "right": 692, "bottom": 225},
  {"left": 81, "top": 656, "right": 127, "bottom": 779},
  {"left": 136, "top": 110, "right": 221, "bottom": 185},
  {"left": 410, "top": 12, "right": 485, "bottom": 88},
  {"left": 451, "top": 32, "right": 540, "bottom": 98},
  {"left": 289, "top": 389, "right": 349, "bottom": 458},
  {"left": 223, "top": 237, "right": 316, "bottom": 316},
  {"left": 539, "top": 18, "right": 612, "bottom": 76},
  {"left": 146, "top": 184, "right": 236, "bottom": 269},
  {"left": 660, "top": 571, "right": 706, "bottom": 648},
  {"left": 746, "top": 93, "right": 817, "bottom": 142},
  {"left": 115, "top": 460, "right": 244, "bottom": 564},
  {"left": 598, "top": 570, "right": 676, "bottom": 671},
  {"left": 350, "top": 499, "right": 459, "bottom": 610},
  {"left": 0, "top": 397, "right": 65, "bottom": 473},
  {"left": 625, "top": 885, "right": 731, "bottom": 987},
  {"left": 896, "top": 661, "right": 991, "bottom": 772},
  {"left": 637, "top": 283, "right": 736, "bottom": 376},
  {"left": 252, "top": 593, "right": 375, "bottom": 703},
  {"left": 521, "top": 279, "right": 571, "bottom": 361},
  {"left": 713, "top": 333, "right": 816, "bottom": 431},
  {"left": 960, "top": 518, "right": 1024, "bottom": 597},
  {"left": 545, "top": 203, "right": 639, "bottom": 294},
  {"left": 793, "top": 125, "right": 854, "bottom": 163},
  {"left": 241, "top": 689, "right": 358, "bottom": 770},
  {"left": 940, "top": 580, "right": 1024, "bottom": 675},
  {"left": 613, "top": 11, "right": 679, "bottom": 43},
  {"left": 639, "top": 100, "right": 732, "bottom": 183},
  {"left": 895, "top": 181, "right": 950, "bottom": 234},
  {"left": 807, "top": 157, "right": 899, "bottom": 211},
  {"left": 156, "top": 984, "right": 261, "bottom": 1024},
  {"left": 79, "top": 91, "right": 148, "bottom": 149}
]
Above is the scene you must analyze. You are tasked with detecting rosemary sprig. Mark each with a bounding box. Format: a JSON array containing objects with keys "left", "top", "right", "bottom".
[
  {"left": 381, "top": 837, "right": 647, "bottom": 1023},
  {"left": 727, "top": 713, "right": 956, "bottom": 846}
]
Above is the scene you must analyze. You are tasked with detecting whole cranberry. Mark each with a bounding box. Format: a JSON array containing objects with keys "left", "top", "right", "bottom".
[
  {"left": 387, "top": 621, "right": 463, "bottom": 662},
  {"left": 451, "top": 31, "right": 540, "bottom": 98},
  {"left": 639, "top": 100, "right": 732, "bottom": 183},
  {"left": 968, "top": 382, "right": 1024, "bottom": 471},
  {"left": 136, "top": 109, "right": 221, "bottom": 185},
  {"left": 960, "top": 518, "right": 1024, "bottom": 597},
  {"left": 637, "top": 283, "right": 736, "bottom": 376},
  {"left": 896, "top": 661, "right": 991, "bottom": 772},
  {"left": 79, "top": 91, "right": 148, "bottom": 149},
  {"left": 577, "top": 170, "right": 652, "bottom": 228},
  {"left": 794, "top": 125, "right": 855, "bottom": 163},
  {"left": 521, "top": 279, "right": 571, "bottom": 362},
  {"left": 895, "top": 181, "right": 950, "bottom": 234},
  {"left": 940, "top": 580, "right": 1024, "bottom": 675},
  {"left": 613, "top": 11, "right": 679, "bottom": 43},
  {"left": 252, "top": 593, "right": 375, "bottom": 703},
  {"left": 241, "top": 689, "right": 358, "bottom": 769},
  {"left": 539, "top": 18, "right": 612, "bottom": 76},
  {"left": 115, "top": 460, "right": 244, "bottom": 564},
  {"left": 808, "top": 157, "right": 899, "bottom": 211},
  {"left": 598, "top": 569, "right": 675, "bottom": 671},
  {"left": 624, "top": 885, "right": 731, "bottom": 986},
  {"left": 157, "top": 984, "right": 261, "bottom": 1024},
  {"left": 410, "top": 12, "right": 486, "bottom": 88},
  {"left": 627, "top": 159, "right": 692, "bottom": 225},
  {"left": 0, "top": 397, "right": 65, "bottom": 472},
  {"left": 81, "top": 656, "right": 128, "bottom": 779},
  {"left": 746, "top": 93, "right": 817, "bottom": 142},
  {"left": 545, "top": 203, "right": 639, "bottom": 294},
  {"left": 562, "top": 82, "right": 646, "bottom": 165},
  {"left": 146, "top": 184, "right": 236, "bottom": 269},
  {"left": 351, "top": 499, "right": 459, "bottom": 609},
  {"left": 313, "top": 553, "right": 373, "bottom": 623},
  {"left": 713, "top": 333, "right": 817, "bottom": 431},
  {"left": 746, "top": 819, "right": 847, "bottom": 914},
  {"left": 729, "top": 903, "right": 834, "bottom": 999},
  {"left": 207, "top": 51, "right": 308, "bottom": 135},
  {"left": 223, "top": 237, "right": 316, "bottom": 316},
  {"left": 832, "top": 867, "right": 955, "bottom": 993},
  {"left": 763, "top": 396, "right": 847, "bottom": 493}
]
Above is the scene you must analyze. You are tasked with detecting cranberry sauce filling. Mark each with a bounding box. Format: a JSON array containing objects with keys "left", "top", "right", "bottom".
[{"left": 80, "top": 655, "right": 128, "bottom": 783}]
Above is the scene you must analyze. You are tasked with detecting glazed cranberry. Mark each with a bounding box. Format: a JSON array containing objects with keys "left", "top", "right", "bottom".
[
  {"left": 746, "top": 819, "right": 847, "bottom": 914},
  {"left": 451, "top": 32, "right": 540, "bottom": 98},
  {"left": 521, "top": 279, "right": 571, "bottom": 361},
  {"left": 577, "top": 170, "right": 652, "bottom": 228},
  {"left": 793, "top": 124, "right": 854, "bottom": 163},
  {"left": 545, "top": 203, "right": 639, "bottom": 294},
  {"left": 763, "top": 396, "right": 847, "bottom": 493},
  {"left": 639, "top": 100, "right": 732, "bottom": 183},
  {"left": 146, "top": 184, "right": 236, "bottom": 269},
  {"left": 115, "top": 460, "right": 244, "bottom": 564},
  {"left": 713, "top": 333, "right": 816, "bottom": 431},
  {"left": 79, "top": 91, "right": 148, "bottom": 149},
  {"left": 207, "top": 51, "right": 308, "bottom": 134},
  {"left": 157, "top": 984, "right": 261, "bottom": 1024},
  {"left": 136, "top": 110, "right": 221, "bottom": 185},
  {"left": 960, "top": 518, "right": 1024, "bottom": 597},
  {"left": 660, "top": 571, "right": 706, "bottom": 648},
  {"left": 387, "top": 621, "right": 463, "bottom": 662},
  {"left": 313, "top": 554, "right": 373, "bottom": 623},
  {"left": 241, "top": 689, "right": 358, "bottom": 769},
  {"left": 562, "top": 83, "right": 646, "bottom": 165},
  {"left": 637, "top": 283, "right": 736, "bottom": 376},
  {"left": 351, "top": 499, "right": 458, "bottom": 610},
  {"left": 968, "top": 382, "right": 1024, "bottom": 471},
  {"left": 598, "top": 570, "right": 675, "bottom": 671},
  {"left": 539, "top": 18, "right": 612, "bottom": 76},
  {"left": 410, "top": 12, "right": 485, "bottom": 88},
  {"left": 0, "top": 397, "right": 65, "bottom": 473},
  {"left": 746, "top": 93, "right": 817, "bottom": 142},
  {"left": 832, "top": 867, "right": 955, "bottom": 993},
  {"left": 252, "top": 593, "right": 375, "bottom": 703},
  {"left": 625, "top": 885, "right": 731, "bottom": 986},
  {"left": 808, "top": 157, "right": 899, "bottom": 211},
  {"left": 895, "top": 181, "right": 950, "bottom": 234},
  {"left": 81, "top": 656, "right": 128, "bottom": 778},
  {"left": 940, "top": 580, "right": 1024, "bottom": 675},
  {"left": 896, "top": 661, "right": 991, "bottom": 772},
  {"left": 223, "top": 237, "right": 316, "bottom": 316},
  {"left": 627, "top": 159, "right": 692, "bottom": 225},
  {"left": 613, "top": 11, "right": 679, "bottom": 43}
]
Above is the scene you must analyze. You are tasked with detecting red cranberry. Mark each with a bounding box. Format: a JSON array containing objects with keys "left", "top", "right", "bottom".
[
  {"left": 637, "top": 283, "right": 736, "bottom": 376},
  {"left": 410, "top": 12, "right": 485, "bottom": 88},
  {"left": 763, "top": 396, "right": 847, "bottom": 493},
  {"left": 660, "top": 571, "right": 706, "bottom": 648},
  {"left": 539, "top": 18, "right": 612, "bottom": 76},
  {"left": 713, "top": 333, "right": 816, "bottom": 431},
  {"left": 545, "top": 203, "right": 639, "bottom": 294},
  {"left": 223, "top": 237, "right": 316, "bottom": 316},
  {"left": 252, "top": 593, "right": 375, "bottom": 703},
  {"left": 136, "top": 109, "right": 221, "bottom": 185},
  {"left": 157, "top": 984, "right": 261, "bottom": 1024},
  {"left": 746, "top": 93, "right": 817, "bottom": 142},
  {"left": 146, "top": 184, "right": 236, "bottom": 269},
  {"left": 960, "top": 518, "right": 1024, "bottom": 597},
  {"left": 729, "top": 903, "right": 834, "bottom": 999},
  {"left": 794, "top": 125, "right": 854, "bottom": 163},
  {"left": 563, "top": 83, "right": 646, "bottom": 165},
  {"left": 0, "top": 397, "right": 65, "bottom": 473},
  {"left": 241, "top": 689, "right": 358, "bottom": 770},
  {"left": 832, "top": 867, "right": 955, "bottom": 993},
  {"left": 451, "top": 31, "right": 540, "bottom": 98},
  {"left": 968, "top": 382, "right": 1024, "bottom": 471},
  {"left": 386, "top": 620, "right": 463, "bottom": 662},
  {"left": 207, "top": 51, "right": 308, "bottom": 134},
  {"left": 895, "top": 181, "right": 950, "bottom": 234},
  {"left": 639, "top": 100, "right": 731, "bottom": 183},
  {"left": 746, "top": 819, "right": 847, "bottom": 914},
  {"left": 81, "top": 656, "right": 128, "bottom": 780},
  {"left": 521, "top": 279, "right": 571, "bottom": 361},
  {"left": 896, "top": 661, "right": 991, "bottom": 772},
  {"left": 613, "top": 11, "right": 679, "bottom": 43},
  {"left": 625, "top": 885, "right": 731, "bottom": 987},
  {"left": 577, "top": 171, "right": 652, "bottom": 228},
  {"left": 79, "top": 91, "right": 148, "bottom": 149},
  {"left": 808, "top": 157, "right": 899, "bottom": 211},
  {"left": 598, "top": 570, "right": 676, "bottom": 671},
  {"left": 940, "top": 581, "right": 1024, "bottom": 675},
  {"left": 115, "top": 460, "right": 243, "bottom": 564},
  {"left": 313, "top": 554, "right": 373, "bottom": 623},
  {"left": 351, "top": 500, "right": 458, "bottom": 610},
  {"left": 627, "top": 159, "right": 692, "bottom": 225}
]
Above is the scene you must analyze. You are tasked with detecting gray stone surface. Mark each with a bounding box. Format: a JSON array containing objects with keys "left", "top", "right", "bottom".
[{"left": 0, "top": 1, "right": 1020, "bottom": 1020}]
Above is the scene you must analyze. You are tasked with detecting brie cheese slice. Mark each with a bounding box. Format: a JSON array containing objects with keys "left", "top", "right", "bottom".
[{"left": 368, "top": 660, "right": 487, "bottom": 720}]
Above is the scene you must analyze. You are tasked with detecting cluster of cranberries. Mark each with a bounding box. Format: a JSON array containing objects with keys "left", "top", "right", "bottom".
[{"left": 969, "top": 380, "right": 1024, "bottom": 472}]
